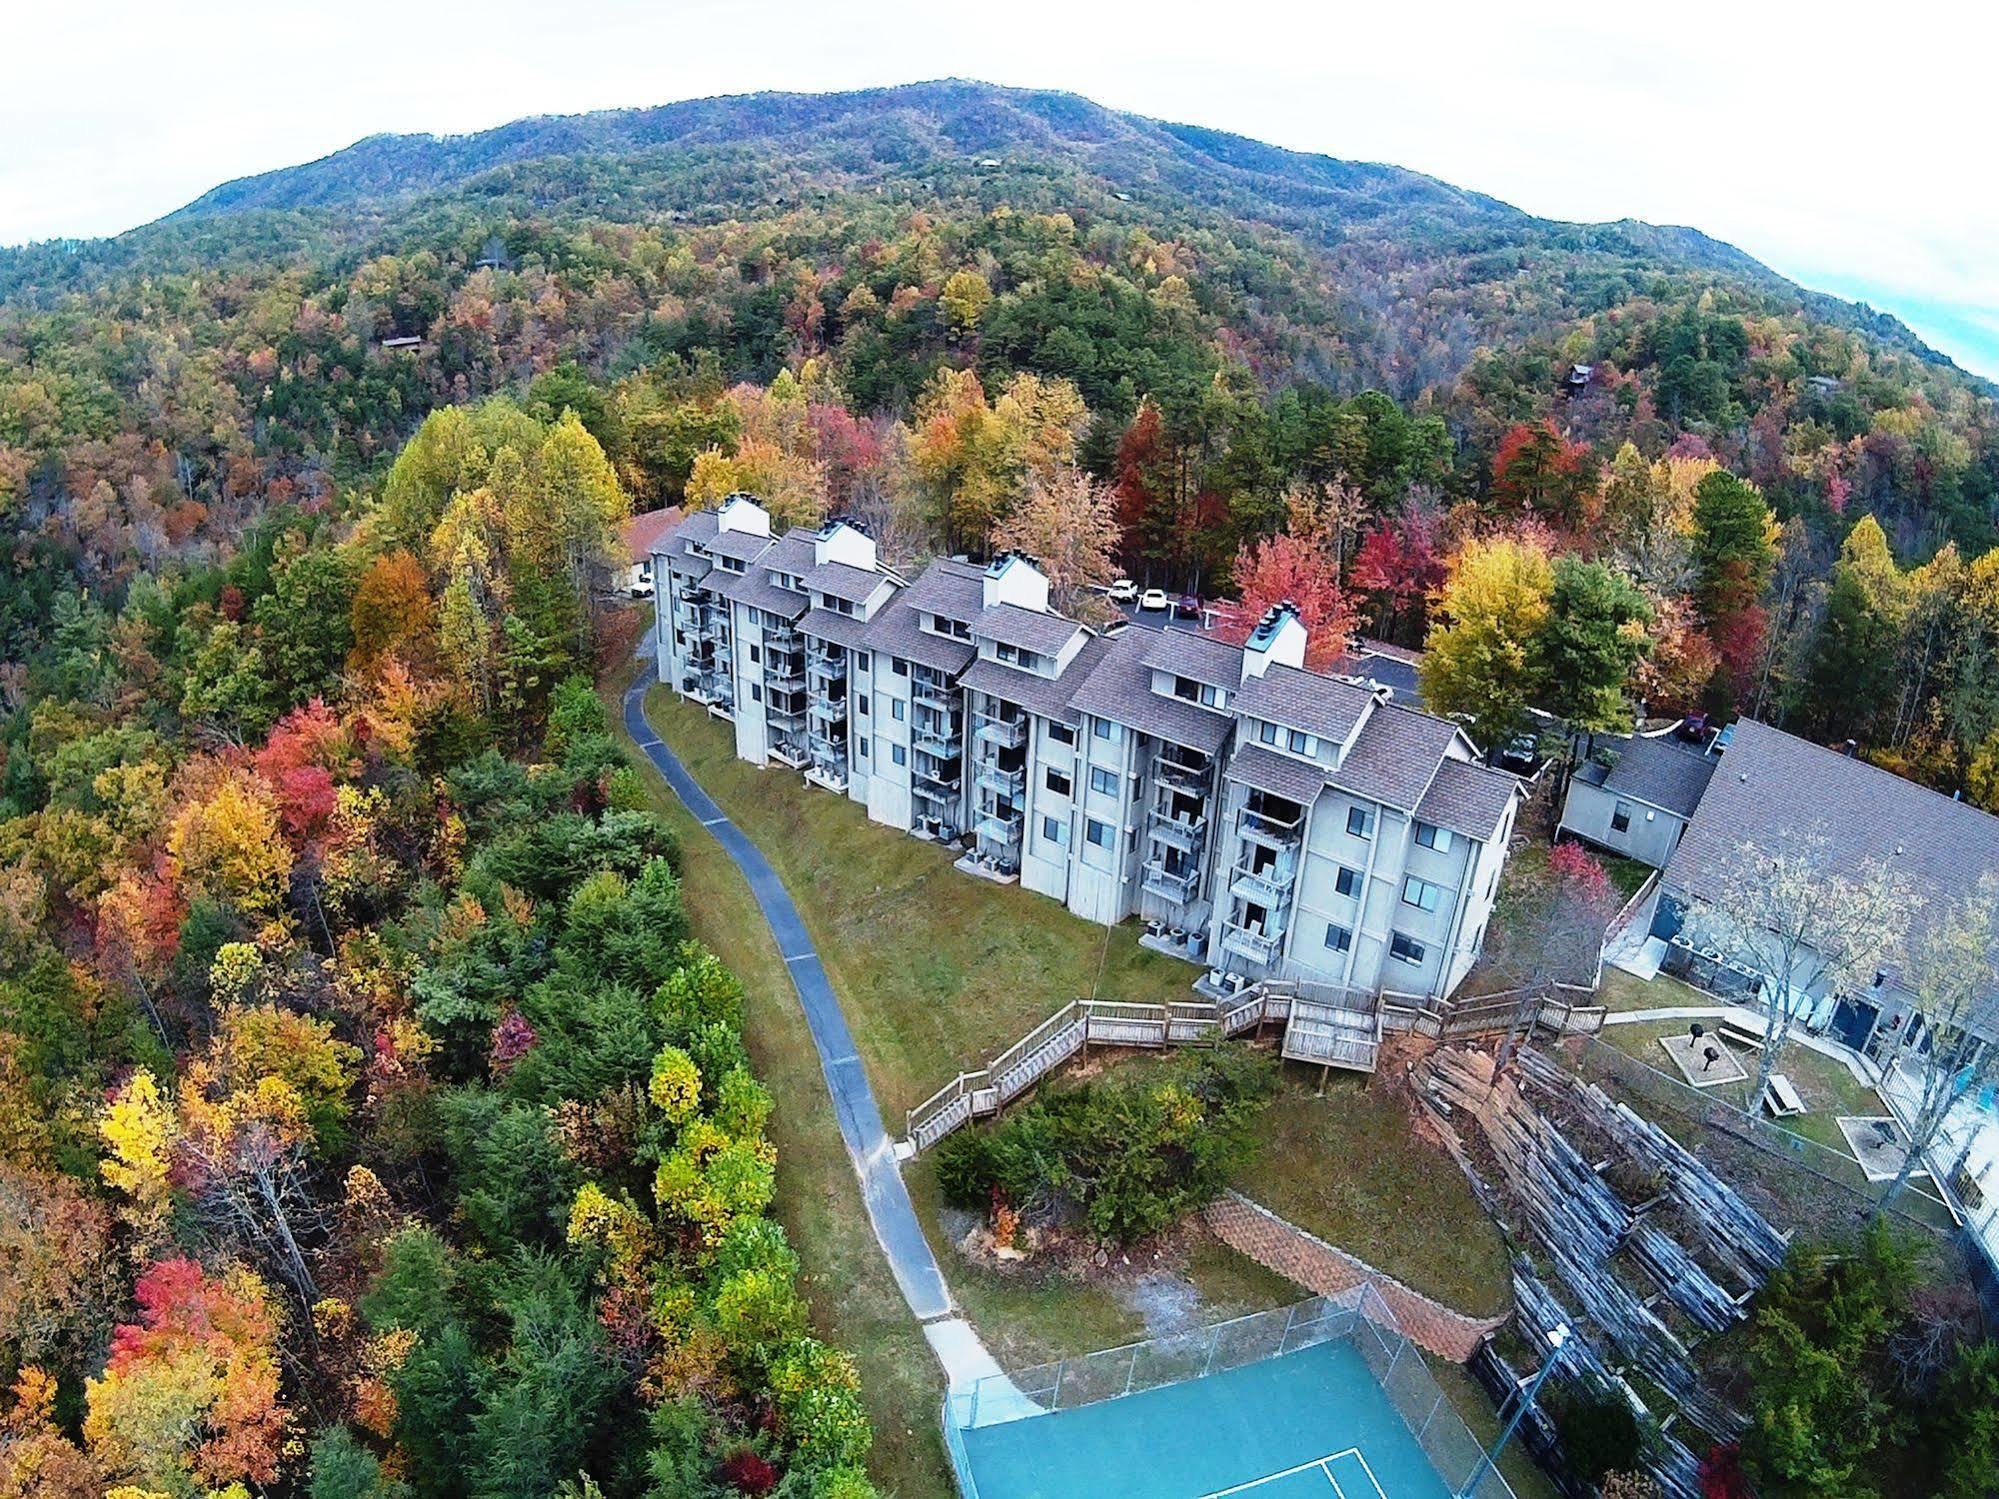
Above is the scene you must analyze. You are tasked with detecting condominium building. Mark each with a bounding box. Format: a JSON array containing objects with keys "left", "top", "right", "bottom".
[{"left": 652, "top": 499, "right": 1521, "bottom": 1003}]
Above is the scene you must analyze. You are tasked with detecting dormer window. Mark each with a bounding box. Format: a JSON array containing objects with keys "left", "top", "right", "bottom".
[
  {"left": 1172, "top": 675, "right": 1200, "bottom": 703},
  {"left": 930, "top": 613, "right": 971, "bottom": 641},
  {"left": 1287, "top": 729, "right": 1317, "bottom": 757},
  {"left": 1257, "top": 721, "right": 1278, "bottom": 747}
]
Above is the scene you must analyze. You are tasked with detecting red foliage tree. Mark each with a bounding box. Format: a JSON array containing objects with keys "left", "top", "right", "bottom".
[
  {"left": 1491, "top": 421, "right": 1598, "bottom": 534},
  {"left": 1217, "top": 533, "right": 1358, "bottom": 670},
  {"left": 1350, "top": 504, "right": 1444, "bottom": 644}
]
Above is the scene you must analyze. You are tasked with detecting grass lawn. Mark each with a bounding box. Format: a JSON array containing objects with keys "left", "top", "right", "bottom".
[
  {"left": 605, "top": 660, "right": 952, "bottom": 1497},
  {"left": 1230, "top": 1070, "right": 1514, "bottom": 1318},
  {"left": 1597, "top": 965, "right": 1710, "bottom": 1013},
  {"left": 645, "top": 687, "right": 1203, "bottom": 1118}
]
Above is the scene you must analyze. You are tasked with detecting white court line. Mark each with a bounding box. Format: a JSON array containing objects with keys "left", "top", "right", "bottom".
[{"left": 1199, "top": 1447, "right": 1387, "bottom": 1498}]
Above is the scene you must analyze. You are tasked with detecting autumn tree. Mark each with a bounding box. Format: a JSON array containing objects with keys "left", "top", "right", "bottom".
[
  {"left": 1491, "top": 421, "right": 1598, "bottom": 533},
  {"left": 991, "top": 467, "right": 1122, "bottom": 617},
  {"left": 1419, "top": 535, "right": 1555, "bottom": 753},
  {"left": 1799, "top": 516, "right": 1909, "bottom": 741},
  {"left": 1690, "top": 470, "right": 1778, "bottom": 700},
  {"left": 1218, "top": 532, "right": 1358, "bottom": 670}
]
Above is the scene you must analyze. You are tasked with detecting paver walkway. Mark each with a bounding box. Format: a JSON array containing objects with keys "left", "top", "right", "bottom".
[{"left": 622, "top": 678, "right": 1006, "bottom": 1391}]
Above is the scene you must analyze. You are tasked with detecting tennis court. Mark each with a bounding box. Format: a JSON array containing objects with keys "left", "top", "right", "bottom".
[{"left": 950, "top": 1330, "right": 1498, "bottom": 1499}]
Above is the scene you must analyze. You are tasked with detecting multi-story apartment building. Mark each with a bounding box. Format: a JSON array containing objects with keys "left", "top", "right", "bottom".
[{"left": 651, "top": 503, "right": 1521, "bottom": 1003}]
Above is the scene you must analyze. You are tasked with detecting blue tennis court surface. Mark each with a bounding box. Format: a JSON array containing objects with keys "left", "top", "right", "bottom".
[{"left": 957, "top": 1340, "right": 1454, "bottom": 1499}]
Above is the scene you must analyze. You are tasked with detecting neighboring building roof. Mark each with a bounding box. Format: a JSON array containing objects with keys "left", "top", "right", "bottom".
[
  {"left": 1575, "top": 731, "right": 1717, "bottom": 819},
  {"left": 664, "top": 551, "right": 713, "bottom": 584},
  {"left": 1138, "top": 629, "right": 1243, "bottom": 689},
  {"left": 1663, "top": 717, "right": 1999, "bottom": 995},
  {"left": 1416, "top": 758, "right": 1522, "bottom": 842},
  {"left": 1066, "top": 628, "right": 1234, "bottom": 754},
  {"left": 660, "top": 508, "right": 719, "bottom": 555},
  {"left": 1225, "top": 743, "right": 1329, "bottom": 807},
  {"left": 807, "top": 560, "right": 892, "bottom": 605},
  {"left": 1332, "top": 703, "right": 1461, "bottom": 812},
  {"left": 797, "top": 607, "right": 874, "bottom": 650},
  {"left": 623, "top": 506, "right": 684, "bottom": 560},
  {"left": 705, "top": 528, "right": 777, "bottom": 563},
  {"left": 1235, "top": 663, "right": 1377, "bottom": 744},
  {"left": 974, "top": 602, "right": 1085, "bottom": 656},
  {"left": 862, "top": 593, "right": 978, "bottom": 675}
]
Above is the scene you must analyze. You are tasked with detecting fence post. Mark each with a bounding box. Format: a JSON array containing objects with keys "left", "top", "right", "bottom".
[{"left": 1050, "top": 1359, "right": 1063, "bottom": 1410}]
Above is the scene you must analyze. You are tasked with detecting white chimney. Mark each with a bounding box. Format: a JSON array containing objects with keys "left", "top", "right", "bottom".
[
  {"left": 814, "top": 517, "right": 876, "bottom": 571},
  {"left": 716, "top": 492, "right": 771, "bottom": 538},
  {"left": 1240, "top": 602, "right": 1307, "bottom": 681},
  {"left": 982, "top": 552, "right": 1050, "bottom": 613}
]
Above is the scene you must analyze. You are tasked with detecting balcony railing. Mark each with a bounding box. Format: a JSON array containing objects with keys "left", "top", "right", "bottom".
[
  {"left": 1149, "top": 810, "right": 1208, "bottom": 855},
  {"left": 1219, "top": 921, "right": 1286, "bottom": 966},
  {"left": 974, "top": 713, "right": 1028, "bottom": 750},
  {"left": 1229, "top": 860, "right": 1298, "bottom": 906},
  {"left": 1142, "top": 860, "right": 1201, "bottom": 904},
  {"left": 913, "top": 724, "right": 963, "bottom": 758},
  {"left": 975, "top": 812, "right": 1024, "bottom": 849},
  {"left": 765, "top": 697, "right": 808, "bottom": 726},
  {"left": 809, "top": 693, "right": 848, "bottom": 723},
  {"left": 765, "top": 658, "right": 806, "bottom": 693},
  {"left": 975, "top": 762, "right": 1025, "bottom": 798},
  {"left": 914, "top": 680, "right": 960, "bottom": 715},
  {"left": 807, "top": 654, "right": 847, "bottom": 686},
  {"left": 1155, "top": 749, "right": 1213, "bottom": 792},
  {"left": 1238, "top": 803, "right": 1305, "bottom": 849}
]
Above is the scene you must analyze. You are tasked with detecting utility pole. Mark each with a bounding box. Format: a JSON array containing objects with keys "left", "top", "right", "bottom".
[{"left": 1458, "top": 1325, "right": 1569, "bottom": 1498}]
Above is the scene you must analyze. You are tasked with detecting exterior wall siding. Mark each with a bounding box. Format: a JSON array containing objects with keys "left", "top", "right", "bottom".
[{"left": 1560, "top": 781, "right": 1686, "bottom": 868}]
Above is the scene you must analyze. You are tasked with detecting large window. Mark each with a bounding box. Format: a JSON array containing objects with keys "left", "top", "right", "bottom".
[
  {"left": 1324, "top": 923, "right": 1353, "bottom": 953},
  {"left": 1402, "top": 876, "right": 1444, "bottom": 913},
  {"left": 1414, "top": 821, "right": 1453, "bottom": 853},
  {"left": 1093, "top": 718, "right": 1116, "bottom": 742},
  {"left": 1045, "top": 768, "right": 1072, "bottom": 797},
  {"left": 1085, "top": 818, "right": 1112, "bottom": 848},
  {"left": 1335, "top": 866, "right": 1361, "bottom": 899},
  {"left": 1089, "top": 766, "right": 1118, "bottom": 796},
  {"left": 891, "top": 700, "right": 905, "bottom": 722},
  {"left": 890, "top": 744, "right": 906, "bottom": 767},
  {"left": 1389, "top": 932, "right": 1427, "bottom": 966},
  {"left": 1347, "top": 806, "right": 1375, "bottom": 839},
  {"left": 1042, "top": 815, "right": 1068, "bottom": 847},
  {"left": 1048, "top": 722, "right": 1076, "bottom": 746}
]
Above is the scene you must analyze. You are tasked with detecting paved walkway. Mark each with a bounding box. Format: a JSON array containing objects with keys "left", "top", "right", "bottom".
[{"left": 622, "top": 678, "right": 1006, "bottom": 1392}]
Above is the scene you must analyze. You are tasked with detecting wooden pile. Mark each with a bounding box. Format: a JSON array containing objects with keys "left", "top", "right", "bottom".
[{"left": 1414, "top": 1044, "right": 1781, "bottom": 1462}]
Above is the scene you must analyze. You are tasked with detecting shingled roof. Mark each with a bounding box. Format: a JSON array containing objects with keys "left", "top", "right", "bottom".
[
  {"left": 1664, "top": 716, "right": 1999, "bottom": 987},
  {"left": 1234, "top": 663, "right": 1377, "bottom": 744},
  {"left": 973, "top": 602, "right": 1085, "bottom": 656},
  {"left": 1331, "top": 702, "right": 1462, "bottom": 812},
  {"left": 1224, "top": 743, "right": 1330, "bottom": 807},
  {"left": 807, "top": 559, "right": 893, "bottom": 606},
  {"left": 704, "top": 527, "right": 776, "bottom": 563},
  {"left": 1139, "top": 629, "right": 1243, "bottom": 689},
  {"left": 1065, "top": 628, "right": 1235, "bottom": 754},
  {"left": 861, "top": 593, "right": 977, "bottom": 675},
  {"left": 961, "top": 635, "right": 1111, "bottom": 725},
  {"left": 898, "top": 558, "right": 985, "bottom": 622},
  {"left": 1574, "top": 731, "right": 1717, "bottom": 818},
  {"left": 1416, "top": 758, "right": 1523, "bottom": 841}
]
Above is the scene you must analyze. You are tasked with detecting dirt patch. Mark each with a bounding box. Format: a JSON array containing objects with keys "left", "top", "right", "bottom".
[
  {"left": 1121, "top": 1270, "right": 1205, "bottom": 1338},
  {"left": 946, "top": 1211, "right": 1229, "bottom": 1310}
]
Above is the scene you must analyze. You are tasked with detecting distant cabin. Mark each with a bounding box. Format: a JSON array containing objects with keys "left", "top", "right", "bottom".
[
  {"left": 379, "top": 335, "right": 424, "bottom": 352},
  {"left": 475, "top": 235, "right": 511, "bottom": 272},
  {"left": 1565, "top": 363, "right": 1594, "bottom": 392},
  {"left": 1807, "top": 375, "right": 1842, "bottom": 395}
]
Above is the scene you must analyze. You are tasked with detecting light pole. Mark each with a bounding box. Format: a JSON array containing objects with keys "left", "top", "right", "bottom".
[{"left": 1457, "top": 1324, "right": 1569, "bottom": 1499}]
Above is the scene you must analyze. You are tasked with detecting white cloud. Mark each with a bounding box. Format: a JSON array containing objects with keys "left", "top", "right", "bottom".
[{"left": 1, "top": 0, "right": 1991, "bottom": 375}]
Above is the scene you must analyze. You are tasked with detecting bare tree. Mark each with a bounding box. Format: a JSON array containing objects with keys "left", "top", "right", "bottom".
[
  {"left": 1875, "top": 880, "right": 1999, "bottom": 1217},
  {"left": 1697, "top": 829, "right": 1913, "bottom": 1122}
]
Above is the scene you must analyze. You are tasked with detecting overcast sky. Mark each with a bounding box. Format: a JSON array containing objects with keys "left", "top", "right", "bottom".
[{"left": 6, "top": 0, "right": 1993, "bottom": 379}]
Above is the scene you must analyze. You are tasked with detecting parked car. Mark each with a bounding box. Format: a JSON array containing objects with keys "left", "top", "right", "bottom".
[
  {"left": 1105, "top": 578, "right": 1138, "bottom": 603},
  {"left": 1138, "top": 587, "right": 1170, "bottom": 612},
  {"left": 1174, "top": 593, "right": 1202, "bottom": 620}
]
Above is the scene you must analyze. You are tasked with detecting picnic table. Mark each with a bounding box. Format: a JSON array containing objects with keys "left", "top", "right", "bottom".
[{"left": 1761, "top": 1073, "right": 1805, "bottom": 1118}]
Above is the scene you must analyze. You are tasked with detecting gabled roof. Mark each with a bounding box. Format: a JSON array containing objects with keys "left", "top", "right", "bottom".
[
  {"left": 861, "top": 593, "right": 977, "bottom": 675},
  {"left": 1224, "top": 743, "right": 1329, "bottom": 807},
  {"left": 1415, "top": 758, "right": 1522, "bottom": 842},
  {"left": 717, "top": 567, "right": 810, "bottom": 621},
  {"left": 1664, "top": 718, "right": 1999, "bottom": 991},
  {"left": 899, "top": 558, "right": 986, "bottom": 622},
  {"left": 1138, "top": 629, "right": 1243, "bottom": 689},
  {"left": 705, "top": 527, "right": 777, "bottom": 563},
  {"left": 1065, "top": 628, "right": 1234, "bottom": 754},
  {"left": 1234, "top": 663, "right": 1376, "bottom": 744},
  {"left": 961, "top": 635, "right": 1112, "bottom": 725},
  {"left": 973, "top": 602, "right": 1084, "bottom": 656},
  {"left": 798, "top": 607, "right": 874, "bottom": 650},
  {"left": 660, "top": 508, "right": 719, "bottom": 555},
  {"left": 807, "top": 559, "right": 893, "bottom": 606},
  {"left": 1575, "top": 731, "right": 1717, "bottom": 819},
  {"left": 1330, "top": 703, "right": 1462, "bottom": 812}
]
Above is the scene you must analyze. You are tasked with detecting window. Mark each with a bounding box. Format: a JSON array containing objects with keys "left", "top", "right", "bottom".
[
  {"left": 1085, "top": 818, "right": 1112, "bottom": 848},
  {"left": 891, "top": 700, "right": 905, "bottom": 722},
  {"left": 749, "top": 643, "right": 762, "bottom": 665},
  {"left": 1172, "top": 674, "right": 1200, "bottom": 702},
  {"left": 856, "top": 652, "right": 871, "bottom": 672},
  {"left": 1402, "top": 876, "right": 1444, "bottom": 913},
  {"left": 1415, "top": 822, "right": 1453, "bottom": 853},
  {"left": 1324, "top": 923, "right": 1353, "bottom": 954},
  {"left": 1201, "top": 684, "right": 1225, "bottom": 709},
  {"left": 1258, "top": 721, "right": 1278, "bottom": 746},
  {"left": 1048, "top": 723, "right": 1076, "bottom": 746},
  {"left": 857, "top": 694, "right": 870, "bottom": 717},
  {"left": 890, "top": 744, "right": 907, "bottom": 767},
  {"left": 1347, "top": 806, "right": 1374, "bottom": 839},
  {"left": 1335, "top": 866, "right": 1361, "bottom": 899},
  {"left": 1287, "top": 728, "right": 1313, "bottom": 755},
  {"left": 1389, "top": 932, "right": 1427, "bottom": 966},
  {"left": 1042, "top": 815, "right": 1068, "bottom": 847},
  {"left": 857, "top": 739, "right": 869, "bottom": 760},
  {"left": 1093, "top": 719, "right": 1115, "bottom": 742},
  {"left": 1611, "top": 800, "right": 1633, "bottom": 834},
  {"left": 1045, "top": 768, "right": 1072, "bottom": 797},
  {"left": 1089, "top": 766, "right": 1118, "bottom": 796},
  {"left": 750, "top": 684, "right": 763, "bottom": 703},
  {"left": 892, "top": 657, "right": 908, "bottom": 677}
]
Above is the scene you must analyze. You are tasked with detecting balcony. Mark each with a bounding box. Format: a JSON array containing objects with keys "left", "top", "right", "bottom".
[
  {"left": 1219, "top": 920, "right": 1286, "bottom": 966},
  {"left": 808, "top": 652, "right": 847, "bottom": 686},
  {"left": 1155, "top": 749, "right": 1213, "bottom": 792},
  {"left": 913, "top": 723, "right": 963, "bottom": 759},
  {"left": 1148, "top": 810, "right": 1208, "bottom": 855},
  {"left": 809, "top": 693, "right": 848, "bottom": 723},
  {"left": 975, "top": 762, "right": 1025, "bottom": 799},
  {"left": 1229, "top": 859, "right": 1298, "bottom": 906},
  {"left": 765, "top": 657, "right": 807, "bottom": 693},
  {"left": 1142, "top": 860, "right": 1201, "bottom": 905},
  {"left": 975, "top": 812, "right": 1024, "bottom": 849},
  {"left": 974, "top": 713, "right": 1028, "bottom": 751},
  {"left": 914, "top": 680, "right": 960, "bottom": 715},
  {"left": 695, "top": 614, "right": 730, "bottom": 644},
  {"left": 766, "top": 623, "right": 803, "bottom": 652},
  {"left": 1238, "top": 802, "right": 1305, "bottom": 851},
  {"left": 765, "top": 696, "right": 808, "bottom": 727},
  {"left": 913, "top": 758, "right": 962, "bottom": 797}
]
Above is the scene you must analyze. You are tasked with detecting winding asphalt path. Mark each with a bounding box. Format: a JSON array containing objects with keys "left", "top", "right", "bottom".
[{"left": 623, "top": 674, "right": 1011, "bottom": 1397}]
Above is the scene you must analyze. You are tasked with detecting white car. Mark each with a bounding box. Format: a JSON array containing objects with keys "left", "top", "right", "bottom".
[
  {"left": 1138, "top": 587, "right": 1170, "bottom": 612},
  {"left": 1105, "top": 578, "right": 1138, "bottom": 603}
]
